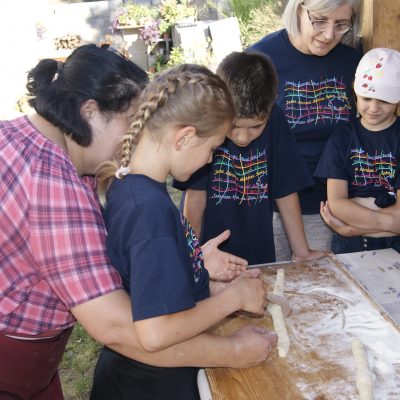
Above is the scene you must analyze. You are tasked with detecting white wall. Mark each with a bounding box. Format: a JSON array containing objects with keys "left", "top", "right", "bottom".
[{"left": 0, "top": 0, "right": 121, "bottom": 119}]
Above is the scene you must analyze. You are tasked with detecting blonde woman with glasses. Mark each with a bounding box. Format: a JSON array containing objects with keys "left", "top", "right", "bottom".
[{"left": 249, "top": 0, "right": 364, "bottom": 261}]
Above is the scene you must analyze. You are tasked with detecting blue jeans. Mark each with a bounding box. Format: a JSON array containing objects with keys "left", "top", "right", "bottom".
[{"left": 332, "top": 233, "right": 400, "bottom": 254}]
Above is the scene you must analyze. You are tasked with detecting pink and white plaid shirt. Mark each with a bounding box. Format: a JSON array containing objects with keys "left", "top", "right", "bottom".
[{"left": 0, "top": 116, "right": 122, "bottom": 335}]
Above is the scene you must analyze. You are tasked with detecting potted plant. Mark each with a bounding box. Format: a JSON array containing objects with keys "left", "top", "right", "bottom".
[
  {"left": 110, "top": 3, "right": 157, "bottom": 32},
  {"left": 166, "top": 46, "right": 185, "bottom": 67},
  {"left": 139, "top": 19, "right": 161, "bottom": 47},
  {"left": 158, "top": 0, "right": 197, "bottom": 36}
]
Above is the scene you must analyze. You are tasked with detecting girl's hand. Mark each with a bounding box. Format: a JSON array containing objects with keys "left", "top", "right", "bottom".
[
  {"left": 202, "top": 230, "right": 248, "bottom": 282},
  {"left": 209, "top": 269, "right": 261, "bottom": 296},
  {"left": 230, "top": 275, "right": 268, "bottom": 315},
  {"left": 229, "top": 325, "right": 278, "bottom": 368},
  {"left": 320, "top": 201, "right": 354, "bottom": 237}
]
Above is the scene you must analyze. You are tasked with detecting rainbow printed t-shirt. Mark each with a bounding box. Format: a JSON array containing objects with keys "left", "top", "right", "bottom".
[
  {"left": 315, "top": 118, "right": 400, "bottom": 199},
  {"left": 103, "top": 174, "right": 209, "bottom": 321},
  {"left": 180, "top": 105, "right": 313, "bottom": 264},
  {"left": 249, "top": 29, "right": 361, "bottom": 213}
]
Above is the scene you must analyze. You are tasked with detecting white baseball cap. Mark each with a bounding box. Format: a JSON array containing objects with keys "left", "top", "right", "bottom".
[{"left": 354, "top": 48, "right": 400, "bottom": 104}]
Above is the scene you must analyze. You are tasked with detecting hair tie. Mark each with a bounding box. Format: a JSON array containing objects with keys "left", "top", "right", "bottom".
[
  {"left": 115, "top": 165, "right": 131, "bottom": 179},
  {"left": 57, "top": 61, "right": 64, "bottom": 72},
  {"left": 52, "top": 61, "right": 64, "bottom": 82}
]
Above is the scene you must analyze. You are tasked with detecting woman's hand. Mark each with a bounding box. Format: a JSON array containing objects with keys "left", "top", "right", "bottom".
[
  {"left": 202, "top": 230, "right": 248, "bottom": 282},
  {"left": 229, "top": 325, "right": 278, "bottom": 368}
]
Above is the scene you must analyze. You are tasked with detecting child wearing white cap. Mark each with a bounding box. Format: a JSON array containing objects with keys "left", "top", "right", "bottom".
[{"left": 315, "top": 47, "right": 400, "bottom": 254}]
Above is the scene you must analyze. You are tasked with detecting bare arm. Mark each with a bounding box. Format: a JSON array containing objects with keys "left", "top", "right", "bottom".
[
  {"left": 72, "top": 289, "right": 276, "bottom": 368},
  {"left": 327, "top": 179, "right": 400, "bottom": 233},
  {"left": 112, "top": 325, "right": 277, "bottom": 369},
  {"left": 275, "top": 193, "right": 328, "bottom": 261},
  {"left": 134, "top": 275, "right": 267, "bottom": 352},
  {"left": 320, "top": 201, "right": 379, "bottom": 236},
  {"left": 183, "top": 189, "right": 206, "bottom": 239}
]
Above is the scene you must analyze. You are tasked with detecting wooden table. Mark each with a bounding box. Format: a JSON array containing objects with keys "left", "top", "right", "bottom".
[{"left": 205, "top": 256, "right": 400, "bottom": 399}]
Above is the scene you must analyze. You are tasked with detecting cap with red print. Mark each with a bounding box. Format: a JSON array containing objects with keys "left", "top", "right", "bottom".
[{"left": 354, "top": 47, "right": 400, "bottom": 104}]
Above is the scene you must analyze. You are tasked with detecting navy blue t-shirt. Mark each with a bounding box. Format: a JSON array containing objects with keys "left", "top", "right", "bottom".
[
  {"left": 176, "top": 105, "right": 313, "bottom": 264},
  {"left": 249, "top": 29, "right": 361, "bottom": 213},
  {"left": 315, "top": 118, "right": 400, "bottom": 198},
  {"left": 103, "top": 174, "right": 210, "bottom": 321}
]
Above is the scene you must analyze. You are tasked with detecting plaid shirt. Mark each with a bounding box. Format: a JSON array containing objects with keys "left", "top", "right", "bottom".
[{"left": 0, "top": 116, "right": 122, "bottom": 335}]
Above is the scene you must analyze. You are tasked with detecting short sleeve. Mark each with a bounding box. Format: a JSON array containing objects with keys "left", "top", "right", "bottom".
[
  {"left": 129, "top": 236, "right": 196, "bottom": 321},
  {"left": 173, "top": 164, "right": 210, "bottom": 191},
  {"left": 269, "top": 106, "right": 314, "bottom": 199},
  {"left": 31, "top": 172, "right": 122, "bottom": 309},
  {"left": 393, "top": 163, "right": 400, "bottom": 191},
  {"left": 314, "top": 128, "right": 351, "bottom": 181}
]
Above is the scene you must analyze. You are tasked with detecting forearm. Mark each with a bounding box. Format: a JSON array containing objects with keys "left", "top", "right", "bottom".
[
  {"left": 71, "top": 290, "right": 257, "bottom": 369},
  {"left": 337, "top": 225, "right": 385, "bottom": 237},
  {"left": 276, "top": 193, "right": 309, "bottom": 257},
  {"left": 135, "top": 287, "right": 240, "bottom": 352},
  {"left": 329, "top": 198, "right": 394, "bottom": 231},
  {"left": 183, "top": 189, "right": 206, "bottom": 238},
  {"left": 109, "top": 332, "right": 238, "bottom": 368}
]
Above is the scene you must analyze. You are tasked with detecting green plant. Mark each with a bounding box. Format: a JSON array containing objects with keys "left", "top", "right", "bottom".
[
  {"left": 238, "top": 1, "right": 283, "bottom": 47},
  {"left": 158, "top": 0, "right": 197, "bottom": 34},
  {"left": 166, "top": 46, "right": 185, "bottom": 67},
  {"left": 60, "top": 324, "right": 101, "bottom": 400},
  {"left": 230, "top": 0, "right": 267, "bottom": 23},
  {"left": 111, "top": 3, "right": 157, "bottom": 31}
]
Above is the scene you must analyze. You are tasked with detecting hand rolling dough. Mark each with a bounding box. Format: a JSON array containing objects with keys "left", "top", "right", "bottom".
[
  {"left": 352, "top": 338, "right": 374, "bottom": 400},
  {"left": 268, "top": 269, "right": 290, "bottom": 357}
]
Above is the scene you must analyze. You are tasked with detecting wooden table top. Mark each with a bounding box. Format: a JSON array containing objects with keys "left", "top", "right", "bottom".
[{"left": 206, "top": 256, "right": 400, "bottom": 399}]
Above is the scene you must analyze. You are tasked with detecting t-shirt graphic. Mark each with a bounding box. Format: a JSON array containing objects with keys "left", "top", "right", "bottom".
[
  {"left": 180, "top": 213, "right": 204, "bottom": 283},
  {"left": 210, "top": 147, "right": 268, "bottom": 206},
  {"left": 350, "top": 148, "right": 397, "bottom": 191},
  {"left": 284, "top": 77, "right": 352, "bottom": 129}
]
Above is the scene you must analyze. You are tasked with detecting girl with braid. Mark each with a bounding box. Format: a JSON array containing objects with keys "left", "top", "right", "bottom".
[{"left": 90, "top": 64, "right": 278, "bottom": 400}]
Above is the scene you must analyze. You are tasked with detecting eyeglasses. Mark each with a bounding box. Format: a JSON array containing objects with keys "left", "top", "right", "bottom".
[{"left": 306, "top": 10, "right": 352, "bottom": 35}]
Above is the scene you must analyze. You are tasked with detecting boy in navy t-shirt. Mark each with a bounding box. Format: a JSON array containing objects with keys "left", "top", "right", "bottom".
[{"left": 175, "top": 52, "right": 327, "bottom": 266}]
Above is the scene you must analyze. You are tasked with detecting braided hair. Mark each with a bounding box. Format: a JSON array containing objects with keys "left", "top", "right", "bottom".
[{"left": 97, "top": 63, "right": 234, "bottom": 206}]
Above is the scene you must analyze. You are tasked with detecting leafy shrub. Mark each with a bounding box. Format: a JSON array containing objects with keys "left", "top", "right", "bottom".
[{"left": 239, "top": 1, "right": 283, "bottom": 47}]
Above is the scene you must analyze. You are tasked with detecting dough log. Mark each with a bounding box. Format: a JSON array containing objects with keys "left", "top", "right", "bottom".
[
  {"left": 268, "top": 269, "right": 290, "bottom": 357},
  {"left": 352, "top": 338, "right": 374, "bottom": 400}
]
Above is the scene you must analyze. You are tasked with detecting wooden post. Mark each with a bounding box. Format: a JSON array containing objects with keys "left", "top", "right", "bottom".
[
  {"left": 361, "top": 0, "right": 400, "bottom": 52},
  {"left": 361, "top": 0, "right": 400, "bottom": 115}
]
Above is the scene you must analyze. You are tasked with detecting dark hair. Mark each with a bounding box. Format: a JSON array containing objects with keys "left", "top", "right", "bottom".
[
  {"left": 26, "top": 44, "right": 149, "bottom": 146},
  {"left": 216, "top": 51, "right": 278, "bottom": 118}
]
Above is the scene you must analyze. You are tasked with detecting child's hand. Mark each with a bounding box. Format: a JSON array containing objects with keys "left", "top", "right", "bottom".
[
  {"left": 231, "top": 275, "right": 268, "bottom": 315},
  {"left": 320, "top": 201, "right": 355, "bottom": 237},
  {"left": 292, "top": 248, "right": 329, "bottom": 262},
  {"left": 202, "top": 230, "right": 248, "bottom": 282},
  {"left": 229, "top": 325, "right": 278, "bottom": 368}
]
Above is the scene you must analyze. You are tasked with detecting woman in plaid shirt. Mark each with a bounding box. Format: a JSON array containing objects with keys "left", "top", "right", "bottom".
[{"left": 0, "top": 45, "right": 275, "bottom": 399}]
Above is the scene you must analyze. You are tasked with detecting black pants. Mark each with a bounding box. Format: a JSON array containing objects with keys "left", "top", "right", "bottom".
[{"left": 90, "top": 346, "right": 200, "bottom": 400}]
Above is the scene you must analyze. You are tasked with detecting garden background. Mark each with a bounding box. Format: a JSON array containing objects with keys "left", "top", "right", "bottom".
[{"left": 0, "top": 1, "right": 283, "bottom": 398}]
